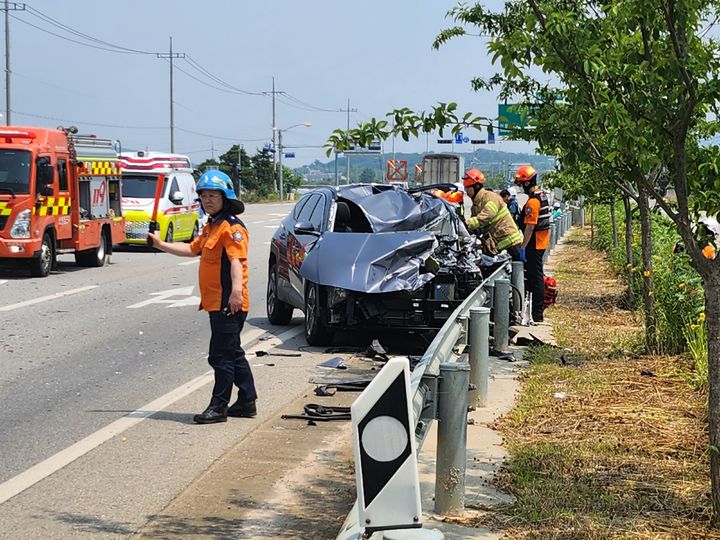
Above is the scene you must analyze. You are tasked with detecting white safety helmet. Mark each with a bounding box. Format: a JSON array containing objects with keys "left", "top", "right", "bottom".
[{"left": 508, "top": 187, "right": 518, "bottom": 198}]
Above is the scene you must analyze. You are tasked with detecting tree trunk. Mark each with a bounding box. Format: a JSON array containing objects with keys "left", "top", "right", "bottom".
[
  {"left": 623, "top": 195, "right": 634, "bottom": 301},
  {"left": 705, "top": 276, "right": 720, "bottom": 527},
  {"left": 610, "top": 199, "right": 619, "bottom": 249},
  {"left": 637, "top": 184, "right": 657, "bottom": 353}
]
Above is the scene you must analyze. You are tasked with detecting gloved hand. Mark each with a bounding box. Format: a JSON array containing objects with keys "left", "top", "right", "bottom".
[{"left": 519, "top": 247, "right": 526, "bottom": 262}]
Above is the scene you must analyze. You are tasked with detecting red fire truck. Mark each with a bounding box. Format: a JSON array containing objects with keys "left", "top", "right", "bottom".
[{"left": 0, "top": 126, "right": 125, "bottom": 277}]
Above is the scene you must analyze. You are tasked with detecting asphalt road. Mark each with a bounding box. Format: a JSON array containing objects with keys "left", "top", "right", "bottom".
[{"left": 0, "top": 201, "right": 340, "bottom": 539}]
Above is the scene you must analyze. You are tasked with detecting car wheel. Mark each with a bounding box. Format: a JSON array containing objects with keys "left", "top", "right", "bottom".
[
  {"left": 304, "top": 282, "right": 334, "bottom": 346},
  {"left": 187, "top": 221, "right": 199, "bottom": 243},
  {"left": 30, "top": 232, "right": 54, "bottom": 277},
  {"left": 267, "top": 263, "right": 293, "bottom": 325}
]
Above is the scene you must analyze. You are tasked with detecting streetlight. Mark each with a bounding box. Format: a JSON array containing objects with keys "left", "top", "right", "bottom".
[{"left": 275, "top": 122, "right": 311, "bottom": 201}]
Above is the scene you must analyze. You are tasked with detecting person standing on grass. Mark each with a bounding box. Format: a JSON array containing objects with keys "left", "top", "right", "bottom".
[
  {"left": 148, "top": 170, "right": 258, "bottom": 424},
  {"left": 514, "top": 165, "right": 551, "bottom": 323}
]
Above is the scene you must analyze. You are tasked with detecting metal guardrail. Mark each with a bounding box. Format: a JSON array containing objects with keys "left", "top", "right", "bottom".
[
  {"left": 337, "top": 209, "right": 579, "bottom": 539},
  {"left": 337, "top": 260, "right": 512, "bottom": 540}
]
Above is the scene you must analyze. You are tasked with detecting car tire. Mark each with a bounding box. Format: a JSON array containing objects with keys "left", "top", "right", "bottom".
[
  {"left": 30, "top": 232, "right": 54, "bottom": 277},
  {"left": 267, "top": 263, "right": 293, "bottom": 325},
  {"left": 304, "top": 282, "right": 334, "bottom": 346},
  {"left": 186, "top": 221, "right": 199, "bottom": 243}
]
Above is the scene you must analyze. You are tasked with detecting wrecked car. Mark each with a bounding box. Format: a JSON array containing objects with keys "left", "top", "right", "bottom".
[{"left": 266, "top": 183, "right": 509, "bottom": 345}]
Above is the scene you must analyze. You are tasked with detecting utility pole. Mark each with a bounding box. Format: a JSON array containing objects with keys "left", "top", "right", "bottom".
[
  {"left": 340, "top": 98, "right": 357, "bottom": 184},
  {"left": 156, "top": 37, "right": 185, "bottom": 152},
  {"left": 3, "top": 2, "right": 24, "bottom": 126},
  {"left": 262, "top": 78, "right": 284, "bottom": 192}
]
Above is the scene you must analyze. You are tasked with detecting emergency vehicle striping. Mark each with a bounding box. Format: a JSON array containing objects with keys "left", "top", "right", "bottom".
[
  {"left": 77, "top": 160, "right": 122, "bottom": 176},
  {"left": 0, "top": 324, "right": 303, "bottom": 505},
  {"left": 0, "top": 201, "right": 12, "bottom": 216},
  {"left": 34, "top": 196, "right": 71, "bottom": 217}
]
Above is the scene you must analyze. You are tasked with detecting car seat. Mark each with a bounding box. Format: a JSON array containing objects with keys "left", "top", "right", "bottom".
[{"left": 334, "top": 201, "right": 353, "bottom": 232}]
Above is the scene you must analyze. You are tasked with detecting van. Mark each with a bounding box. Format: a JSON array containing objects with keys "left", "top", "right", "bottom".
[{"left": 119, "top": 152, "right": 200, "bottom": 244}]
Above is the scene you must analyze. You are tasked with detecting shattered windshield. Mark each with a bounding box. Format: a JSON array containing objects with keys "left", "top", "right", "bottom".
[{"left": 0, "top": 150, "right": 31, "bottom": 195}]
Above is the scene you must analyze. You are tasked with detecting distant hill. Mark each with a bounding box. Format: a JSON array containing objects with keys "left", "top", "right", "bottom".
[{"left": 293, "top": 148, "right": 555, "bottom": 183}]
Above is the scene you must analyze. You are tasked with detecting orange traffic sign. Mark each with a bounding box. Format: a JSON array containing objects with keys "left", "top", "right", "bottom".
[{"left": 386, "top": 160, "right": 408, "bottom": 181}]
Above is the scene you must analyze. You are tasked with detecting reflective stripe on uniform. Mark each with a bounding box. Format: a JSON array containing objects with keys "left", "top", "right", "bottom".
[{"left": 497, "top": 229, "right": 523, "bottom": 250}]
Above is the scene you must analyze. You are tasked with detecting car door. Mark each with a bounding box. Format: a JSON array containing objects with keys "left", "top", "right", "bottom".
[
  {"left": 167, "top": 176, "right": 185, "bottom": 237},
  {"left": 288, "top": 192, "right": 327, "bottom": 298}
]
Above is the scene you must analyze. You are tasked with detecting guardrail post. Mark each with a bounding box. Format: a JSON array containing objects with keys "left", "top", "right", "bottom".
[
  {"left": 549, "top": 221, "right": 557, "bottom": 252},
  {"left": 511, "top": 261, "right": 524, "bottom": 314},
  {"left": 435, "top": 362, "right": 470, "bottom": 515},
  {"left": 468, "top": 307, "right": 490, "bottom": 408},
  {"left": 492, "top": 278, "right": 510, "bottom": 352}
]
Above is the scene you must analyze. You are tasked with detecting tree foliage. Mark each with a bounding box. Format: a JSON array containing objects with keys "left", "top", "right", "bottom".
[{"left": 324, "top": 0, "right": 720, "bottom": 522}]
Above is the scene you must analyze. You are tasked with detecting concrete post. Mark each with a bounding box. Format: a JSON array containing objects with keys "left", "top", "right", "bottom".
[
  {"left": 435, "top": 362, "right": 470, "bottom": 515},
  {"left": 492, "top": 278, "right": 510, "bottom": 352},
  {"left": 468, "top": 307, "right": 490, "bottom": 407},
  {"left": 510, "top": 261, "right": 525, "bottom": 314}
]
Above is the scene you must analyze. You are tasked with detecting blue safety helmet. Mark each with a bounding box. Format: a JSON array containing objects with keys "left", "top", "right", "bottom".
[{"left": 196, "top": 170, "right": 244, "bottom": 214}]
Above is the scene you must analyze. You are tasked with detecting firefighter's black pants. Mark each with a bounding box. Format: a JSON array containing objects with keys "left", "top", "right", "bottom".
[
  {"left": 524, "top": 245, "right": 546, "bottom": 321},
  {"left": 207, "top": 310, "right": 257, "bottom": 407}
]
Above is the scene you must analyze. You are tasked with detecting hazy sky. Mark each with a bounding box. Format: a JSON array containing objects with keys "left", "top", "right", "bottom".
[{"left": 6, "top": 0, "right": 535, "bottom": 167}]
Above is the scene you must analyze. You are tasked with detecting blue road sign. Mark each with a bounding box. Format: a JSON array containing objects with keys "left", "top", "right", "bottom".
[
  {"left": 284, "top": 152, "right": 295, "bottom": 158},
  {"left": 455, "top": 132, "right": 464, "bottom": 144}
]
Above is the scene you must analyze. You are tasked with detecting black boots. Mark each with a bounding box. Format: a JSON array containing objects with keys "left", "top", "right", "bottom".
[
  {"left": 228, "top": 399, "right": 257, "bottom": 418},
  {"left": 193, "top": 404, "right": 228, "bottom": 424}
]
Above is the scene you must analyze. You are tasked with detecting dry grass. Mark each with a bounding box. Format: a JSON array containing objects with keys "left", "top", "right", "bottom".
[{"left": 464, "top": 229, "right": 715, "bottom": 539}]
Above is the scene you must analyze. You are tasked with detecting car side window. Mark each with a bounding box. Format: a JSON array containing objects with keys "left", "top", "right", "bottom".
[
  {"left": 297, "top": 194, "right": 319, "bottom": 223},
  {"left": 309, "top": 197, "right": 325, "bottom": 231},
  {"left": 170, "top": 178, "right": 180, "bottom": 198},
  {"left": 57, "top": 159, "right": 68, "bottom": 191},
  {"left": 292, "top": 195, "right": 311, "bottom": 219}
]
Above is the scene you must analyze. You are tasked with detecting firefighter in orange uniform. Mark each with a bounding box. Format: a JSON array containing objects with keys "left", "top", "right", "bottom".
[
  {"left": 514, "top": 165, "right": 551, "bottom": 323},
  {"left": 148, "top": 170, "right": 257, "bottom": 424}
]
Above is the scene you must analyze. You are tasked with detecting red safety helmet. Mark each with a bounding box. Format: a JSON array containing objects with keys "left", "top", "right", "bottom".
[
  {"left": 514, "top": 165, "right": 538, "bottom": 185},
  {"left": 462, "top": 168, "right": 486, "bottom": 188}
]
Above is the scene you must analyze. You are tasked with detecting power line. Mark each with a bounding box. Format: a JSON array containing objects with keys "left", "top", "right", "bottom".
[
  {"left": 11, "top": 109, "right": 165, "bottom": 129},
  {"left": 282, "top": 92, "right": 343, "bottom": 113},
  {"left": 24, "top": 5, "right": 154, "bottom": 54},
  {"left": 174, "top": 126, "right": 267, "bottom": 142},
  {"left": 10, "top": 14, "right": 139, "bottom": 54},
  {"left": 184, "top": 56, "right": 262, "bottom": 96}
]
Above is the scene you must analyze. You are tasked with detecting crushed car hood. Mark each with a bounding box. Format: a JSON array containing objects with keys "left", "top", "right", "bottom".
[
  {"left": 338, "top": 184, "right": 456, "bottom": 234},
  {"left": 299, "top": 231, "right": 436, "bottom": 294}
]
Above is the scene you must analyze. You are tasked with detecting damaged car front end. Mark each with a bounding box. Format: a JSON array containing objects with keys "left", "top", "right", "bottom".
[{"left": 267, "top": 183, "right": 509, "bottom": 345}]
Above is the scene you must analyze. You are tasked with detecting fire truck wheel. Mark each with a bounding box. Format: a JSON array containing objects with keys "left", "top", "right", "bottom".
[
  {"left": 30, "top": 232, "right": 54, "bottom": 278},
  {"left": 75, "top": 229, "right": 109, "bottom": 267}
]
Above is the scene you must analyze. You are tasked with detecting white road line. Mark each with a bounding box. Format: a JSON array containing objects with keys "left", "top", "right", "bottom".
[
  {"left": 0, "top": 324, "right": 304, "bottom": 505},
  {"left": 179, "top": 259, "right": 200, "bottom": 266},
  {"left": 0, "top": 286, "right": 98, "bottom": 312},
  {"left": 264, "top": 225, "right": 280, "bottom": 229},
  {"left": 0, "top": 280, "right": 7, "bottom": 286}
]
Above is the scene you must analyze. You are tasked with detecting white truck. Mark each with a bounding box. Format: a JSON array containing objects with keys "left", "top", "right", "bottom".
[{"left": 417, "top": 153, "right": 465, "bottom": 190}]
